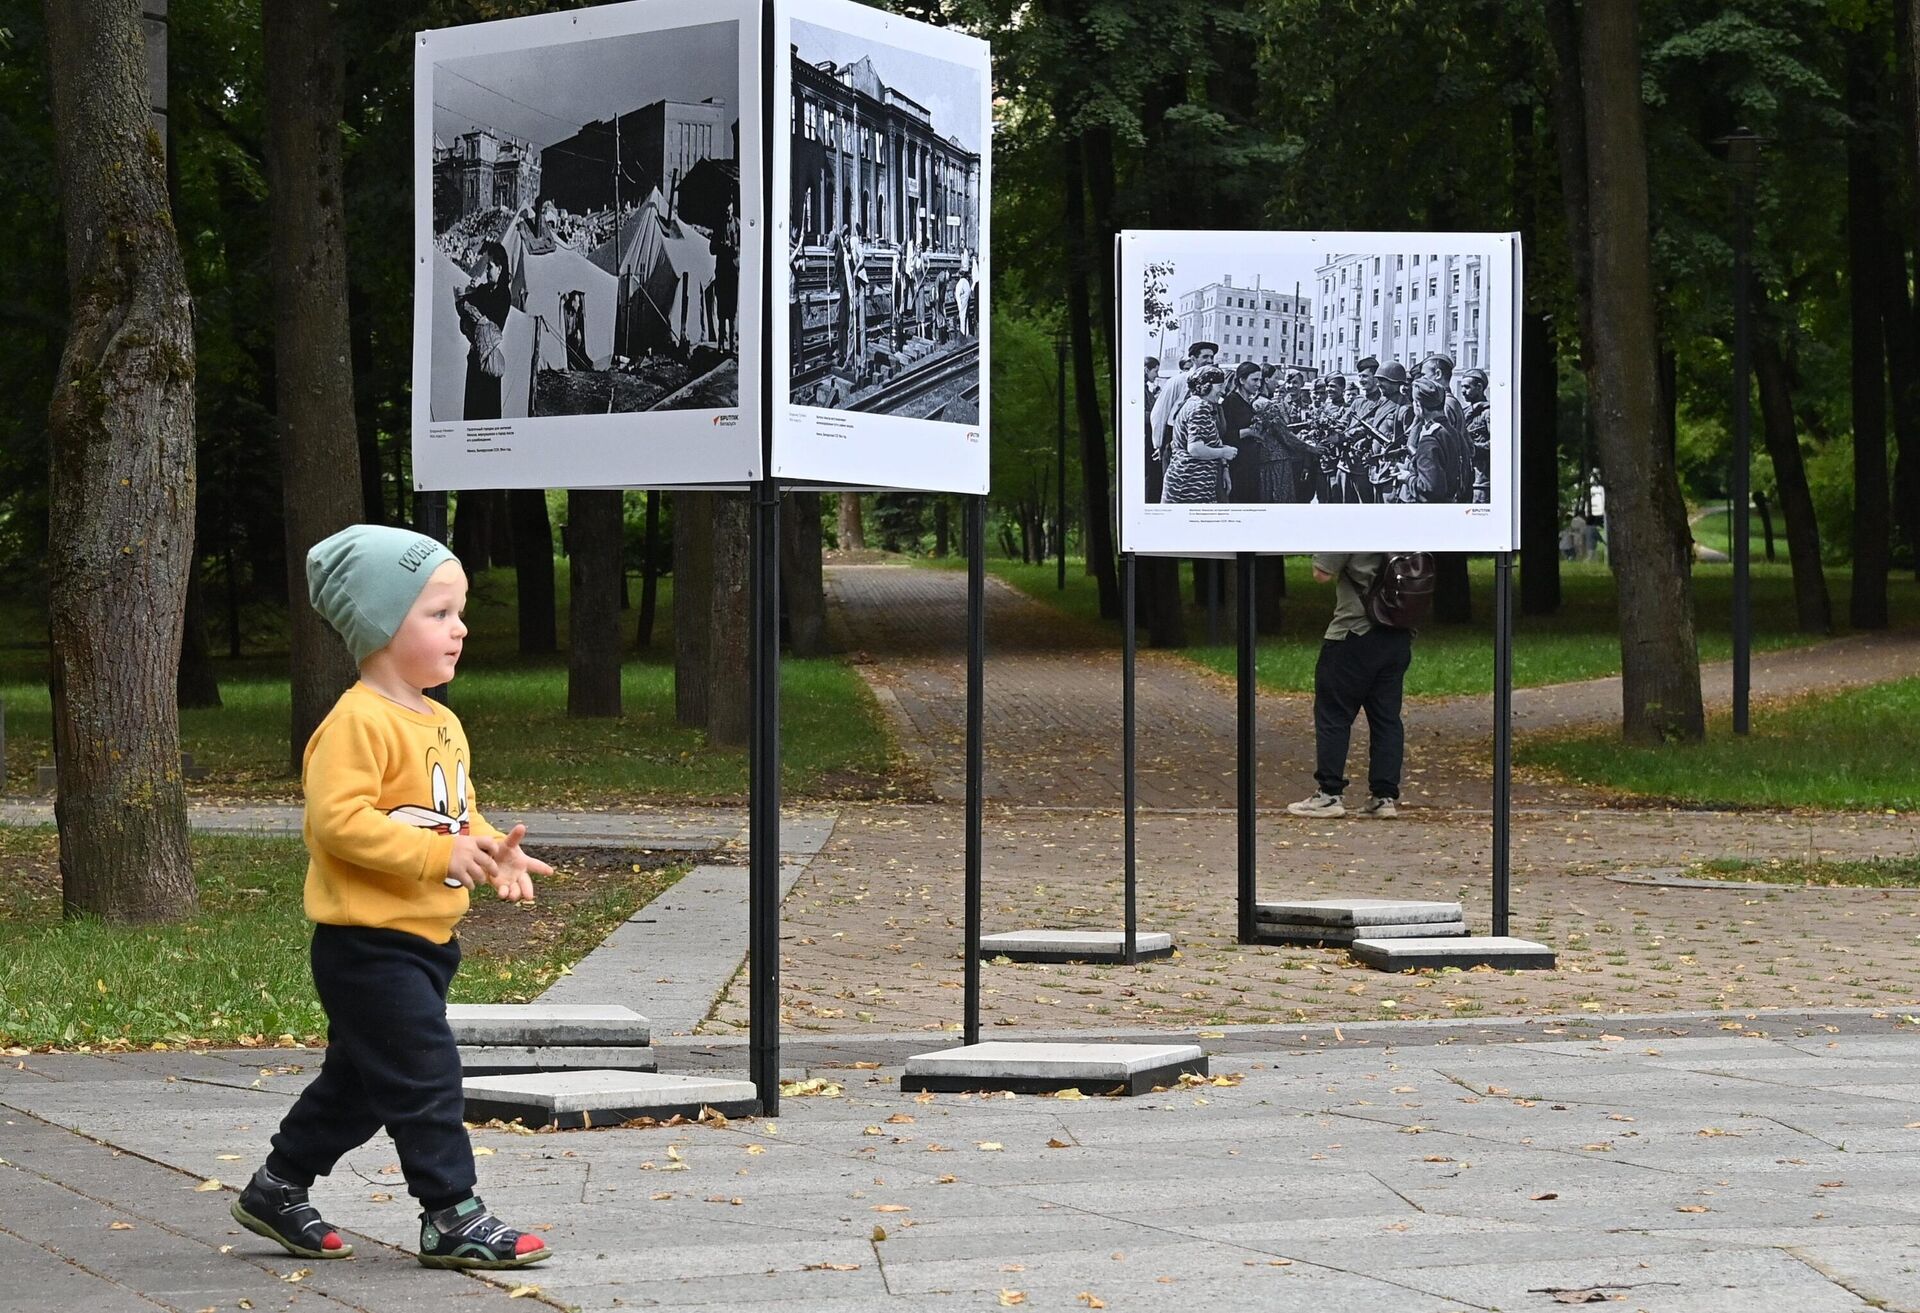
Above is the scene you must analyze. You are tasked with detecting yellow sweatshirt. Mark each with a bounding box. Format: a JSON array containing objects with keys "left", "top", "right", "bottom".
[{"left": 301, "top": 682, "right": 503, "bottom": 944}]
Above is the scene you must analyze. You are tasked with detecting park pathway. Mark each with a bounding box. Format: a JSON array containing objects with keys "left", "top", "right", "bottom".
[{"left": 826, "top": 562, "right": 1920, "bottom": 812}]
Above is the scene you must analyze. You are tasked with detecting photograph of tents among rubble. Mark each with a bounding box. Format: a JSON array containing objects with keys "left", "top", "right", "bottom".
[{"left": 424, "top": 16, "right": 743, "bottom": 423}]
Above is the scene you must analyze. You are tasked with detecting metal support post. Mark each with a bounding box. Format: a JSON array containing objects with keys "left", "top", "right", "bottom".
[
  {"left": 963, "top": 495, "right": 986, "bottom": 1044},
  {"left": 1122, "top": 553, "right": 1137, "bottom": 963},
  {"left": 1492, "top": 552, "right": 1514, "bottom": 937},
  {"left": 748, "top": 482, "right": 782, "bottom": 1112},
  {"left": 1236, "top": 552, "right": 1257, "bottom": 944}
]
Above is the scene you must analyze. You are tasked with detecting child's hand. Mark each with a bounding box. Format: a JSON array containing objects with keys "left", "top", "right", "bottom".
[
  {"left": 479, "top": 824, "right": 552, "bottom": 903},
  {"left": 446, "top": 834, "right": 499, "bottom": 889}
]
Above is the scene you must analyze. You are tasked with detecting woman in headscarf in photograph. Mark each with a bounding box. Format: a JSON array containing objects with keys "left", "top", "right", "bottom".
[
  {"left": 454, "top": 239, "right": 512, "bottom": 421},
  {"left": 1160, "top": 365, "right": 1236, "bottom": 504}
]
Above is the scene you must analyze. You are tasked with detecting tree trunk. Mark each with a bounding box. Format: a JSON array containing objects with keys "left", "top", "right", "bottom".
[
  {"left": 1900, "top": 0, "right": 1920, "bottom": 574},
  {"left": 485, "top": 490, "right": 516, "bottom": 567},
  {"left": 1753, "top": 329, "right": 1831, "bottom": 633},
  {"left": 1141, "top": 556, "right": 1185, "bottom": 647},
  {"left": 177, "top": 550, "right": 222, "bottom": 709},
  {"left": 1880, "top": 235, "right": 1920, "bottom": 573},
  {"left": 705, "top": 493, "right": 751, "bottom": 746},
  {"left": 782, "top": 490, "right": 828, "bottom": 657},
  {"left": 1754, "top": 490, "right": 1775, "bottom": 562},
  {"left": 1255, "top": 557, "right": 1285, "bottom": 636},
  {"left": 1847, "top": 36, "right": 1892, "bottom": 629},
  {"left": 565, "top": 490, "right": 623, "bottom": 717},
  {"left": 1544, "top": 0, "right": 1596, "bottom": 373},
  {"left": 673, "top": 491, "right": 713, "bottom": 727},
  {"left": 1434, "top": 554, "right": 1471, "bottom": 624},
  {"left": 1510, "top": 83, "right": 1562, "bottom": 615},
  {"left": 636, "top": 490, "right": 661, "bottom": 648},
  {"left": 934, "top": 497, "right": 950, "bottom": 558},
  {"left": 348, "top": 284, "right": 385, "bottom": 524},
  {"left": 509, "top": 489, "right": 556, "bottom": 654},
  {"left": 837, "top": 492, "right": 865, "bottom": 550},
  {"left": 1579, "top": 0, "right": 1705, "bottom": 743},
  {"left": 1061, "top": 131, "right": 1121, "bottom": 620},
  {"left": 450, "top": 489, "right": 493, "bottom": 572},
  {"left": 264, "top": 1, "right": 363, "bottom": 771},
  {"left": 44, "top": 0, "right": 198, "bottom": 920}
]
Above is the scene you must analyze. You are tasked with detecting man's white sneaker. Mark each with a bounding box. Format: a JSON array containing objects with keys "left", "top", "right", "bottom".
[
  {"left": 1356, "top": 795, "right": 1399, "bottom": 819},
  {"left": 1286, "top": 791, "right": 1346, "bottom": 818}
]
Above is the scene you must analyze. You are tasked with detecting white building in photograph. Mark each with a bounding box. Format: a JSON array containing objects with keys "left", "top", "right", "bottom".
[
  {"left": 1171, "top": 276, "right": 1313, "bottom": 373},
  {"left": 1314, "top": 251, "right": 1490, "bottom": 378}
]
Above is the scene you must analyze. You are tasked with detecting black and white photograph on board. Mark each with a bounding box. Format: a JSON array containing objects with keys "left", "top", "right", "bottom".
[
  {"left": 412, "top": 1, "right": 764, "bottom": 493},
  {"left": 427, "top": 21, "right": 740, "bottom": 420},
  {"left": 1119, "top": 229, "right": 1520, "bottom": 555},
  {"left": 784, "top": 16, "right": 984, "bottom": 424}
]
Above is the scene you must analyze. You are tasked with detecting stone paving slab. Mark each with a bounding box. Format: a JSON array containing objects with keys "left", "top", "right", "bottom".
[
  {"left": 900, "top": 1040, "right": 1206, "bottom": 1095},
  {"left": 13, "top": 1026, "right": 1920, "bottom": 1308},
  {"left": 458, "top": 1044, "right": 658, "bottom": 1075},
  {"left": 1350, "top": 934, "right": 1557, "bottom": 971},
  {"left": 462, "top": 1070, "right": 761, "bottom": 1128},
  {"left": 978, "top": 928, "right": 1175, "bottom": 962},
  {"left": 1255, "top": 897, "right": 1465, "bottom": 926},
  {"left": 1256, "top": 918, "right": 1469, "bottom": 944},
  {"left": 445, "top": 1003, "right": 651, "bottom": 1048}
]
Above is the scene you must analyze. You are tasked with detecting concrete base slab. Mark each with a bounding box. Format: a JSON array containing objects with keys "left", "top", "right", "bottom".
[
  {"left": 463, "top": 1070, "right": 758, "bottom": 1128},
  {"left": 445, "top": 1003, "right": 650, "bottom": 1048},
  {"left": 1255, "top": 898, "right": 1462, "bottom": 927},
  {"left": 1256, "top": 919, "right": 1468, "bottom": 946},
  {"left": 457, "top": 1045, "right": 658, "bottom": 1077},
  {"left": 1350, "top": 935, "right": 1557, "bottom": 972},
  {"left": 978, "top": 929, "right": 1175, "bottom": 963},
  {"left": 899, "top": 1041, "right": 1207, "bottom": 1096}
]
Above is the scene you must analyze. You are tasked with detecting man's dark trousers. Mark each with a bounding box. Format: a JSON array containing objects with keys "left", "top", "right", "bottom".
[
  {"left": 266, "top": 924, "right": 475, "bottom": 1208},
  {"left": 1312, "top": 625, "right": 1413, "bottom": 798}
]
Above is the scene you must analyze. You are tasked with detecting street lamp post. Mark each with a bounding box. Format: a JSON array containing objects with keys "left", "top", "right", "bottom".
[
  {"left": 1721, "top": 127, "right": 1763, "bottom": 736},
  {"left": 1056, "top": 333, "right": 1068, "bottom": 591}
]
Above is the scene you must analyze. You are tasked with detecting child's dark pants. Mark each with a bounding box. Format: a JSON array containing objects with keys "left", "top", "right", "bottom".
[{"left": 266, "top": 924, "right": 475, "bottom": 1209}]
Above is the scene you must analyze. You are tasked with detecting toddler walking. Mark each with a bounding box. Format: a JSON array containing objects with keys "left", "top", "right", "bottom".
[{"left": 230, "top": 525, "right": 553, "bottom": 1270}]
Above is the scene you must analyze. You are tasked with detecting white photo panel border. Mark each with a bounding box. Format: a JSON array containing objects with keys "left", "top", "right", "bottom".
[
  {"left": 413, "top": 0, "right": 764, "bottom": 491},
  {"left": 1117, "top": 229, "right": 1520, "bottom": 555},
  {"left": 770, "top": 0, "right": 992, "bottom": 495}
]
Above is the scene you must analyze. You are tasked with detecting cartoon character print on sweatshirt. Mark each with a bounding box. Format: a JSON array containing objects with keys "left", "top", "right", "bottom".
[{"left": 384, "top": 727, "right": 474, "bottom": 886}]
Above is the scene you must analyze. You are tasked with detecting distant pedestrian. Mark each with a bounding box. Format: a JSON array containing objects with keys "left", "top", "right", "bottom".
[
  {"left": 229, "top": 526, "right": 554, "bottom": 1274},
  {"left": 1287, "top": 552, "right": 1418, "bottom": 819}
]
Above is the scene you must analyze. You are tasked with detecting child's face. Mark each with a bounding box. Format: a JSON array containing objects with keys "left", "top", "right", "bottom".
[{"left": 388, "top": 560, "right": 469, "bottom": 689}]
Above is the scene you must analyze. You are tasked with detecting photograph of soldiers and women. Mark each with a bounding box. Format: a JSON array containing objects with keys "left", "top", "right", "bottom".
[
  {"left": 1144, "top": 247, "right": 1499, "bottom": 507},
  {"left": 787, "top": 19, "right": 983, "bottom": 423},
  {"left": 429, "top": 22, "right": 742, "bottom": 421}
]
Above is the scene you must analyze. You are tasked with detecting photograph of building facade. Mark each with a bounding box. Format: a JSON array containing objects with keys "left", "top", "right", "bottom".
[
  {"left": 786, "top": 19, "right": 983, "bottom": 423},
  {"left": 1171, "top": 276, "right": 1313, "bottom": 373},
  {"left": 539, "top": 97, "right": 736, "bottom": 218},
  {"left": 1314, "top": 250, "right": 1491, "bottom": 379},
  {"left": 433, "top": 127, "right": 542, "bottom": 231}
]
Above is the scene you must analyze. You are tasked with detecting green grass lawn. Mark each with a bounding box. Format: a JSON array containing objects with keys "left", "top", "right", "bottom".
[
  {"left": 962, "top": 554, "right": 1919, "bottom": 698},
  {"left": 0, "top": 826, "right": 683, "bottom": 1050},
  {"left": 1693, "top": 855, "right": 1920, "bottom": 888},
  {"left": 0, "top": 565, "right": 907, "bottom": 807},
  {"left": 1520, "top": 676, "right": 1920, "bottom": 812},
  {"left": 1690, "top": 506, "right": 1792, "bottom": 561}
]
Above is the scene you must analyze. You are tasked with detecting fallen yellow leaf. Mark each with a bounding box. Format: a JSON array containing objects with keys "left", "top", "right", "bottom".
[
  {"left": 108, "top": 1221, "right": 134, "bottom": 1230},
  {"left": 193, "top": 1179, "right": 222, "bottom": 1192},
  {"left": 507, "top": 1284, "right": 540, "bottom": 1298},
  {"left": 473, "top": 1146, "right": 495, "bottom": 1156},
  {"left": 998, "top": 1292, "right": 1027, "bottom": 1307},
  {"left": 1046, "top": 1138, "right": 1072, "bottom": 1149},
  {"left": 977, "top": 1142, "right": 1003, "bottom": 1152},
  {"left": 1078, "top": 1294, "right": 1107, "bottom": 1309}
]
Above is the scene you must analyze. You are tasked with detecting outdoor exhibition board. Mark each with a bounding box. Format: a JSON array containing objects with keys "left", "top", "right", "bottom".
[
  {"left": 769, "top": 0, "right": 991, "bottom": 494},
  {"left": 413, "top": 0, "right": 764, "bottom": 490},
  {"left": 412, "top": 0, "right": 991, "bottom": 497},
  {"left": 1118, "top": 229, "right": 1521, "bottom": 554}
]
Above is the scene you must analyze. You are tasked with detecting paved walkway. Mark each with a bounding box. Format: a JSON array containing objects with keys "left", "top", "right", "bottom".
[
  {"left": 826, "top": 563, "right": 1920, "bottom": 810},
  {"left": 7, "top": 1016, "right": 1920, "bottom": 1311}
]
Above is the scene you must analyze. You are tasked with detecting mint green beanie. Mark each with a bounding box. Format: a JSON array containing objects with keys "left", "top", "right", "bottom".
[{"left": 306, "top": 525, "right": 457, "bottom": 662}]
